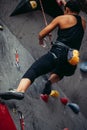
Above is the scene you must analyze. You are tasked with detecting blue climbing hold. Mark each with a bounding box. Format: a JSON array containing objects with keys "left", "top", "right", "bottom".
[
  {"left": 79, "top": 62, "right": 87, "bottom": 72},
  {"left": 67, "top": 103, "right": 80, "bottom": 114}
]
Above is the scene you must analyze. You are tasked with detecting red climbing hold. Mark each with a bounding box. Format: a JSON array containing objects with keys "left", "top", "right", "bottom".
[
  {"left": 40, "top": 94, "right": 49, "bottom": 102},
  {"left": 15, "top": 50, "right": 19, "bottom": 63},
  {"left": 63, "top": 128, "right": 69, "bottom": 130},
  {"left": 0, "top": 103, "right": 17, "bottom": 130},
  {"left": 60, "top": 97, "right": 69, "bottom": 105}
]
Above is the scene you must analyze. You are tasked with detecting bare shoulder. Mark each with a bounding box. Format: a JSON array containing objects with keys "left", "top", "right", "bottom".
[
  {"left": 52, "top": 15, "right": 75, "bottom": 28},
  {"left": 54, "top": 15, "right": 75, "bottom": 22},
  {"left": 50, "top": 15, "right": 66, "bottom": 26},
  {"left": 54, "top": 15, "right": 70, "bottom": 21},
  {"left": 52, "top": 15, "right": 70, "bottom": 25}
]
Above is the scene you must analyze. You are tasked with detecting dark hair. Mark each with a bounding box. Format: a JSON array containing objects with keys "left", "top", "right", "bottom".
[{"left": 65, "top": 0, "right": 81, "bottom": 13}]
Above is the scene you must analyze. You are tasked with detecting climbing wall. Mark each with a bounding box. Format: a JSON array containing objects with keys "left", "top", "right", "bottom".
[{"left": 0, "top": 0, "right": 87, "bottom": 130}]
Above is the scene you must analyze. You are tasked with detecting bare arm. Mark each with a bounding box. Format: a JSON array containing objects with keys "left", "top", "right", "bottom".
[{"left": 38, "top": 16, "right": 64, "bottom": 40}]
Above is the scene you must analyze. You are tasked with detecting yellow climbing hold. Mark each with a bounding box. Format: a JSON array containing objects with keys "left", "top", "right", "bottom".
[
  {"left": 30, "top": 0, "right": 37, "bottom": 9},
  {"left": 50, "top": 90, "right": 59, "bottom": 97}
]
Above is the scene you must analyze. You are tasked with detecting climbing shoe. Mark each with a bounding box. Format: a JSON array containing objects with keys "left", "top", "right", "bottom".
[
  {"left": 40, "top": 94, "right": 49, "bottom": 102},
  {"left": 0, "top": 89, "right": 24, "bottom": 100}
]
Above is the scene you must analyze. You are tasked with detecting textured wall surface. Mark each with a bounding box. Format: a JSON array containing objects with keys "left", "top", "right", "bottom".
[
  {"left": 78, "top": 0, "right": 87, "bottom": 13},
  {"left": 0, "top": 0, "right": 87, "bottom": 130}
]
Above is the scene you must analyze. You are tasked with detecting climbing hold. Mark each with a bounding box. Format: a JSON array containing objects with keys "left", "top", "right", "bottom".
[
  {"left": 79, "top": 62, "right": 87, "bottom": 72},
  {"left": 15, "top": 50, "right": 20, "bottom": 70},
  {"left": 10, "top": 0, "right": 38, "bottom": 16},
  {"left": 15, "top": 50, "right": 19, "bottom": 63},
  {"left": 63, "top": 128, "right": 69, "bottom": 130},
  {"left": 0, "top": 24, "right": 3, "bottom": 31},
  {"left": 10, "top": 0, "right": 63, "bottom": 17},
  {"left": 0, "top": 103, "right": 17, "bottom": 130},
  {"left": 50, "top": 90, "right": 59, "bottom": 97},
  {"left": 40, "top": 94, "right": 49, "bottom": 102},
  {"left": 67, "top": 103, "right": 80, "bottom": 114},
  {"left": 60, "top": 97, "right": 69, "bottom": 105},
  {"left": 30, "top": 0, "right": 37, "bottom": 9}
]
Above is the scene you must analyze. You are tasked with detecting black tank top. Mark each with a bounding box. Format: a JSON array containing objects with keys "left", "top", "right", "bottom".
[{"left": 56, "top": 15, "right": 84, "bottom": 50}]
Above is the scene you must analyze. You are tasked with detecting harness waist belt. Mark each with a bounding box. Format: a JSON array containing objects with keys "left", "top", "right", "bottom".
[{"left": 52, "top": 41, "right": 70, "bottom": 49}]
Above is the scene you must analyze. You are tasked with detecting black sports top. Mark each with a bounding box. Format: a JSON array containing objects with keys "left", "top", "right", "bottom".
[{"left": 56, "top": 15, "right": 84, "bottom": 50}]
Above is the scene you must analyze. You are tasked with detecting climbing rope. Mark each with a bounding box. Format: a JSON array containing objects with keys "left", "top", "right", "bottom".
[
  {"left": 39, "top": 0, "right": 48, "bottom": 26},
  {"left": 39, "top": 0, "right": 52, "bottom": 47},
  {"left": 18, "top": 111, "right": 25, "bottom": 130}
]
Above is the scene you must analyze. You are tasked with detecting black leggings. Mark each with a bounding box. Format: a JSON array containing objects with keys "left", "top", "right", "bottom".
[
  {"left": 22, "top": 45, "right": 76, "bottom": 83},
  {"left": 23, "top": 52, "right": 56, "bottom": 83}
]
